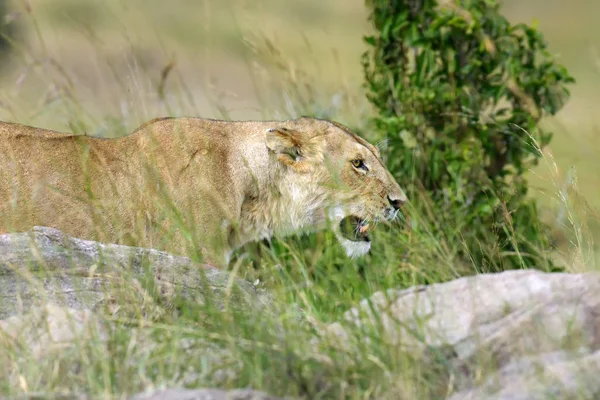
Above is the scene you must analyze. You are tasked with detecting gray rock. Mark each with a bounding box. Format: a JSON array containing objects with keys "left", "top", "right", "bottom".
[
  {"left": 0, "top": 226, "right": 273, "bottom": 319},
  {"left": 0, "top": 228, "right": 281, "bottom": 398},
  {"left": 0, "top": 303, "right": 106, "bottom": 357},
  {"left": 130, "top": 388, "right": 283, "bottom": 400},
  {"left": 0, "top": 302, "right": 250, "bottom": 398},
  {"left": 325, "top": 270, "right": 600, "bottom": 399},
  {"left": 0, "top": 303, "right": 107, "bottom": 395}
]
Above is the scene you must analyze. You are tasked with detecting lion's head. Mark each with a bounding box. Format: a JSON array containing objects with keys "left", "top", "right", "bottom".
[{"left": 264, "top": 117, "right": 407, "bottom": 257}]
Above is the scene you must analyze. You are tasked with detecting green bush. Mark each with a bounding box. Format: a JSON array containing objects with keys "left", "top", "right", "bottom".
[{"left": 363, "top": 0, "right": 574, "bottom": 270}]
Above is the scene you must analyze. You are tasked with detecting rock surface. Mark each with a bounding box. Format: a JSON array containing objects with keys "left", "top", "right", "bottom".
[
  {"left": 130, "top": 388, "right": 283, "bottom": 400},
  {"left": 0, "top": 303, "right": 106, "bottom": 357},
  {"left": 0, "top": 227, "right": 276, "bottom": 398},
  {"left": 0, "top": 226, "right": 272, "bottom": 319},
  {"left": 325, "top": 269, "right": 600, "bottom": 399}
]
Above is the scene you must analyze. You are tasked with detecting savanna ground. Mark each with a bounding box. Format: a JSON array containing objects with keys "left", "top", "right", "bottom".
[{"left": 1, "top": 0, "right": 600, "bottom": 398}]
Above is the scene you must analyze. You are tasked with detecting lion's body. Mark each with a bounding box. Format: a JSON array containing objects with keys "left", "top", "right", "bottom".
[{"left": 0, "top": 117, "right": 406, "bottom": 266}]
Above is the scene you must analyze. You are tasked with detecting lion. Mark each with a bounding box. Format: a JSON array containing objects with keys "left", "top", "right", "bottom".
[{"left": 0, "top": 116, "right": 407, "bottom": 267}]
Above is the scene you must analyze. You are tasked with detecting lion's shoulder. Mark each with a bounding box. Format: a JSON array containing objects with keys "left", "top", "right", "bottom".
[{"left": 130, "top": 117, "right": 176, "bottom": 135}]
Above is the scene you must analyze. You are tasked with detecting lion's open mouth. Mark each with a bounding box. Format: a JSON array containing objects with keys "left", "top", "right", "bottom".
[{"left": 339, "top": 216, "right": 371, "bottom": 242}]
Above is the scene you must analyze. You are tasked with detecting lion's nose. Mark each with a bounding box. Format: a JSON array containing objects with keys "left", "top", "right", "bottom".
[{"left": 388, "top": 195, "right": 405, "bottom": 211}]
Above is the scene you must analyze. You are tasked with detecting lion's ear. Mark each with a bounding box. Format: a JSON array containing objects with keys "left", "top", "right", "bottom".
[
  {"left": 265, "top": 127, "right": 304, "bottom": 158},
  {"left": 265, "top": 127, "right": 310, "bottom": 172}
]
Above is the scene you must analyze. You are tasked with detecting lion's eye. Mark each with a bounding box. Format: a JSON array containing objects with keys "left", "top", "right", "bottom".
[{"left": 351, "top": 159, "right": 367, "bottom": 171}]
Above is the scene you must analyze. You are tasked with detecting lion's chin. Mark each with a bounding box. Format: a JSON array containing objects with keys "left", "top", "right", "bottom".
[{"left": 335, "top": 232, "right": 372, "bottom": 258}]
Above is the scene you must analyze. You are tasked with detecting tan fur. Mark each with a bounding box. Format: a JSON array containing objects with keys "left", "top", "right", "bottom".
[{"left": 0, "top": 117, "right": 407, "bottom": 267}]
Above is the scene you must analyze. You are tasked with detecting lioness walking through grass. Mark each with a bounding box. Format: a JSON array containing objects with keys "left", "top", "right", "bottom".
[{"left": 0, "top": 116, "right": 406, "bottom": 267}]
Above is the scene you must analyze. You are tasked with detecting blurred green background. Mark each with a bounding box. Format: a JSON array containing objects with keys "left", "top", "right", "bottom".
[{"left": 1, "top": 0, "right": 599, "bottom": 266}]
